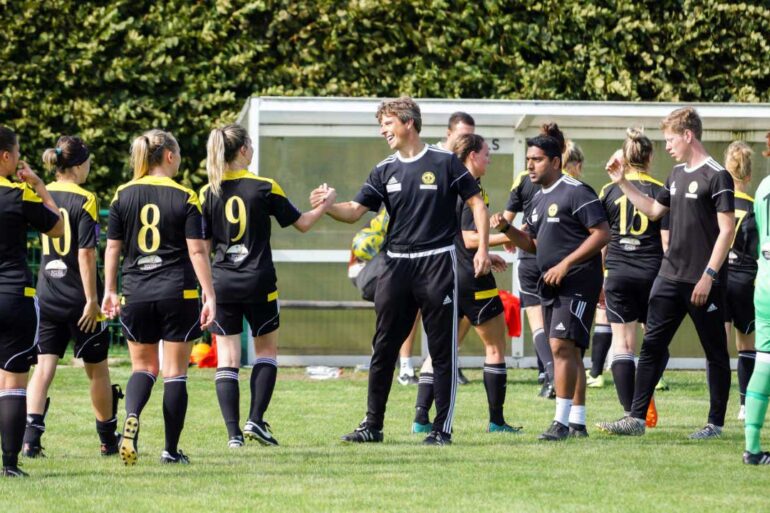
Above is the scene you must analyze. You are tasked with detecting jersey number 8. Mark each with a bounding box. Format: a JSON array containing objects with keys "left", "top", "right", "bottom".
[
  {"left": 41, "top": 208, "right": 71, "bottom": 256},
  {"left": 138, "top": 203, "right": 161, "bottom": 253},
  {"left": 614, "top": 195, "right": 649, "bottom": 236}
]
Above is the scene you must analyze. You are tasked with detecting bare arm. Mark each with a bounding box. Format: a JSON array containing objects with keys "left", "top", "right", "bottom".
[
  {"left": 606, "top": 153, "right": 668, "bottom": 221},
  {"left": 467, "top": 194, "right": 491, "bottom": 277},
  {"left": 490, "top": 213, "right": 537, "bottom": 254},
  {"left": 16, "top": 161, "right": 63, "bottom": 237},
  {"left": 101, "top": 239, "right": 122, "bottom": 318},
  {"left": 187, "top": 238, "right": 216, "bottom": 330},
  {"left": 462, "top": 231, "right": 511, "bottom": 249},
  {"left": 325, "top": 201, "right": 369, "bottom": 224},
  {"left": 661, "top": 229, "right": 670, "bottom": 253},
  {"left": 293, "top": 188, "right": 337, "bottom": 232},
  {"left": 543, "top": 221, "right": 610, "bottom": 287},
  {"left": 77, "top": 247, "right": 101, "bottom": 333}
]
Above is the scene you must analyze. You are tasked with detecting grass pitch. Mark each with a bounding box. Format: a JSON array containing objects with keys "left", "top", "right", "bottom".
[{"left": 1, "top": 366, "right": 767, "bottom": 513}]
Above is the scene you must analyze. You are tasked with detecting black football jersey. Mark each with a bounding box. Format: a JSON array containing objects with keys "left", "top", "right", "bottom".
[
  {"left": 353, "top": 145, "right": 481, "bottom": 253},
  {"left": 37, "top": 182, "right": 103, "bottom": 309},
  {"left": 526, "top": 174, "right": 606, "bottom": 294},
  {"left": 505, "top": 170, "right": 539, "bottom": 261},
  {"left": 728, "top": 191, "right": 758, "bottom": 275},
  {"left": 201, "top": 170, "right": 302, "bottom": 302},
  {"left": 599, "top": 172, "right": 668, "bottom": 278},
  {"left": 455, "top": 178, "right": 497, "bottom": 295},
  {"left": 108, "top": 175, "right": 204, "bottom": 302},
  {"left": 655, "top": 158, "right": 734, "bottom": 284},
  {"left": 0, "top": 176, "right": 60, "bottom": 296}
]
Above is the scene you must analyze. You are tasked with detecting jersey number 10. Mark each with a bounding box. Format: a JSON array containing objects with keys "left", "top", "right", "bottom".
[{"left": 41, "top": 208, "right": 71, "bottom": 256}]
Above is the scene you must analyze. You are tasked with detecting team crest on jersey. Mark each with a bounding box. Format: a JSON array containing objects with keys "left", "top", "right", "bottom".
[
  {"left": 226, "top": 244, "right": 249, "bottom": 263},
  {"left": 137, "top": 255, "right": 162, "bottom": 271},
  {"left": 420, "top": 171, "right": 437, "bottom": 190},
  {"left": 45, "top": 259, "right": 68, "bottom": 279},
  {"left": 685, "top": 181, "right": 698, "bottom": 199},
  {"left": 619, "top": 237, "right": 641, "bottom": 252},
  {"left": 547, "top": 203, "right": 560, "bottom": 223}
]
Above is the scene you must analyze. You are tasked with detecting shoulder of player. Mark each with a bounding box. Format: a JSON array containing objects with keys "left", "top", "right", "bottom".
[
  {"left": 0, "top": 178, "right": 41, "bottom": 203},
  {"left": 48, "top": 182, "right": 98, "bottom": 219},
  {"left": 511, "top": 170, "right": 529, "bottom": 190},
  {"left": 735, "top": 191, "right": 754, "bottom": 203},
  {"left": 223, "top": 170, "right": 286, "bottom": 196},
  {"left": 598, "top": 181, "right": 616, "bottom": 199},
  {"left": 112, "top": 176, "right": 198, "bottom": 204},
  {"left": 375, "top": 153, "right": 398, "bottom": 169}
]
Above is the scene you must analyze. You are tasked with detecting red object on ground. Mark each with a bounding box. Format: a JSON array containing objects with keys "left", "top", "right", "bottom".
[
  {"left": 498, "top": 289, "right": 522, "bottom": 337},
  {"left": 197, "top": 336, "right": 218, "bottom": 368}
]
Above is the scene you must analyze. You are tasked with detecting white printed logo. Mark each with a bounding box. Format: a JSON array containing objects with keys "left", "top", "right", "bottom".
[
  {"left": 685, "top": 181, "right": 698, "bottom": 199},
  {"left": 555, "top": 322, "right": 566, "bottom": 331},
  {"left": 387, "top": 177, "right": 399, "bottom": 185},
  {"left": 707, "top": 303, "right": 718, "bottom": 313},
  {"left": 386, "top": 176, "right": 402, "bottom": 193},
  {"left": 443, "top": 295, "right": 452, "bottom": 305},
  {"left": 670, "top": 182, "right": 677, "bottom": 196}
]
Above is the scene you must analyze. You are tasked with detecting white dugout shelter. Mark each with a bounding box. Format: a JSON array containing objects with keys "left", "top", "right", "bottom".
[{"left": 237, "top": 97, "right": 770, "bottom": 369}]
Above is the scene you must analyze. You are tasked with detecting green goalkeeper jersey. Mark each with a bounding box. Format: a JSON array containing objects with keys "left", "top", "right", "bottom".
[{"left": 755, "top": 175, "right": 770, "bottom": 319}]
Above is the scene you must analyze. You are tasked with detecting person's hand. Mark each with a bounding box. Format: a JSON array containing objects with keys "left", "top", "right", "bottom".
[
  {"left": 101, "top": 292, "right": 121, "bottom": 319},
  {"left": 473, "top": 249, "right": 492, "bottom": 277},
  {"left": 502, "top": 242, "right": 516, "bottom": 253},
  {"left": 691, "top": 274, "right": 713, "bottom": 307},
  {"left": 199, "top": 297, "right": 216, "bottom": 330},
  {"left": 489, "top": 212, "right": 508, "bottom": 233},
  {"left": 310, "top": 184, "right": 330, "bottom": 208},
  {"left": 77, "top": 299, "right": 102, "bottom": 333},
  {"left": 490, "top": 253, "right": 508, "bottom": 273},
  {"left": 321, "top": 187, "right": 337, "bottom": 210},
  {"left": 16, "top": 161, "right": 43, "bottom": 187},
  {"left": 605, "top": 149, "right": 625, "bottom": 184},
  {"left": 543, "top": 261, "right": 570, "bottom": 287}
]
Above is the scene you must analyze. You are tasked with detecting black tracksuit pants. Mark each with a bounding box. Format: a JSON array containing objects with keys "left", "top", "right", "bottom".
[{"left": 365, "top": 247, "right": 458, "bottom": 434}]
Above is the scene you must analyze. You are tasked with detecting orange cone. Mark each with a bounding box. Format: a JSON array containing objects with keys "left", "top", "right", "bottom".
[{"left": 646, "top": 395, "right": 658, "bottom": 428}]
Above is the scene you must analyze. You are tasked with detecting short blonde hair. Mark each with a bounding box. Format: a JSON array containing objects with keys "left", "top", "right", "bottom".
[
  {"left": 661, "top": 107, "right": 703, "bottom": 140},
  {"left": 724, "top": 141, "right": 753, "bottom": 182},
  {"left": 376, "top": 96, "right": 422, "bottom": 133}
]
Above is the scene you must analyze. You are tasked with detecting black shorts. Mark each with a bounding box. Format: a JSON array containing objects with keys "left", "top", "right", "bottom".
[
  {"left": 211, "top": 300, "right": 280, "bottom": 337},
  {"left": 458, "top": 291, "right": 504, "bottom": 326},
  {"left": 725, "top": 271, "right": 755, "bottom": 334},
  {"left": 37, "top": 312, "right": 110, "bottom": 363},
  {"left": 120, "top": 298, "right": 201, "bottom": 344},
  {"left": 604, "top": 270, "right": 656, "bottom": 324},
  {"left": 542, "top": 295, "right": 598, "bottom": 349},
  {"left": 518, "top": 258, "right": 541, "bottom": 308},
  {"left": 0, "top": 294, "right": 39, "bottom": 373}
]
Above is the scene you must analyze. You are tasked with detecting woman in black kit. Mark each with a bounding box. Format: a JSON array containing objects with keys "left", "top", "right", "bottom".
[{"left": 0, "top": 126, "right": 62, "bottom": 477}]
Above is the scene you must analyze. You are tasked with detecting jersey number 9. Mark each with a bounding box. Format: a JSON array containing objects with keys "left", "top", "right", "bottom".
[
  {"left": 138, "top": 203, "right": 161, "bottom": 253},
  {"left": 614, "top": 195, "right": 649, "bottom": 236},
  {"left": 41, "top": 208, "right": 71, "bottom": 256},
  {"left": 225, "top": 196, "right": 247, "bottom": 242}
]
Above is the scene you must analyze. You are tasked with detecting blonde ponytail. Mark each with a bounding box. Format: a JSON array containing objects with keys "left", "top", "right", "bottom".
[
  {"left": 130, "top": 129, "right": 178, "bottom": 180},
  {"left": 206, "top": 128, "right": 227, "bottom": 196},
  {"left": 724, "top": 141, "right": 753, "bottom": 182},
  {"left": 42, "top": 148, "right": 59, "bottom": 171},
  {"left": 622, "top": 128, "right": 653, "bottom": 173},
  {"left": 205, "top": 124, "right": 250, "bottom": 196}
]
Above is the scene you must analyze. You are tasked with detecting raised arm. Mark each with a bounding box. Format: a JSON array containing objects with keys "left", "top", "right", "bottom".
[
  {"left": 606, "top": 151, "right": 669, "bottom": 221},
  {"left": 293, "top": 187, "right": 337, "bottom": 232}
]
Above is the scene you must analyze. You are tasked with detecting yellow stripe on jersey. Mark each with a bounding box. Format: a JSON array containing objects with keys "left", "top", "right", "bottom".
[
  {"left": 474, "top": 288, "right": 499, "bottom": 300},
  {"left": 183, "top": 289, "right": 199, "bottom": 299},
  {"left": 48, "top": 182, "right": 98, "bottom": 220},
  {"left": 24, "top": 287, "right": 36, "bottom": 297},
  {"left": 222, "top": 169, "right": 288, "bottom": 198},
  {"left": 21, "top": 184, "right": 43, "bottom": 203},
  {"left": 0, "top": 176, "right": 24, "bottom": 189},
  {"left": 599, "top": 182, "right": 613, "bottom": 200},
  {"left": 511, "top": 170, "right": 528, "bottom": 190},
  {"left": 267, "top": 290, "right": 279, "bottom": 302},
  {"left": 735, "top": 191, "right": 754, "bottom": 202},
  {"left": 199, "top": 183, "right": 211, "bottom": 205},
  {"left": 624, "top": 172, "right": 664, "bottom": 187},
  {"left": 112, "top": 175, "right": 201, "bottom": 212}
]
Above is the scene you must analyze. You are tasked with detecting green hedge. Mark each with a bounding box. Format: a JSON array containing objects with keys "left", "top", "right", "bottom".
[{"left": 1, "top": 0, "right": 768, "bottom": 203}]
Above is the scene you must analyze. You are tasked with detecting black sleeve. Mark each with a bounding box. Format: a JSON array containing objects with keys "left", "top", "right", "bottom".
[
  {"left": 449, "top": 155, "right": 481, "bottom": 201},
  {"left": 656, "top": 174, "right": 672, "bottom": 207},
  {"left": 184, "top": 192, "right": 205, "bottom": 239},
  {"left": 660, "top": 212, "right": 670, "bottom": 230},
  {"left": 21, "top": 187, "right": 59, "bottom": 233},
  {"left": 711, "top": 171, "right": 735, "bottom": 213},
  {"left": 505, "top": 172, "right": 527, "bottom": 213},
  {"left": 353, "top": 165, "right": 385, "bottom": 212},
  {"left": 268, "top": 181, "right": 303, "bottom": 228},
  {"left": 77, "top": 200, "right": 99, "bottom": 249},
  {"left": 199, "top": 187, "right": 212, "bottom": 240},
  {"left": 107, "top": 197, "right": 123, "bottom": 240},
  {"left": 572, "top": 186, "right": 606, "bottom": 229}
]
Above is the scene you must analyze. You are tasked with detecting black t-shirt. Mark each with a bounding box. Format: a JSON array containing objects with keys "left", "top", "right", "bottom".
[
  {"left": 655, "top": 158, "right": 735, "bottom": 284},
  {"left": 108, "top": 175, "right": 204, "bottom": 302},
  {"left": 505, "top": 170, "right": 539, "bottom": 261},
  {"left": 455, "top": 178, "right": 497, "bottom": 295},
  {"left": 353, "top": 145, "right": 481, "bottom": 253},
  {"left": 728, "top": 191, "right": 758, "bottom": 276},
  {"left": 201, "top": 170, "right": 302, "bottom": 303},
  {"left": 526, "top": 175, "right": 606, "bottom": 295},
  {"left": 599, "top": 172, "right": 668, "bottom": 278},
  {"left": 0, "top": 177, "right": 60, "bottom": 296},
  {"left": 37, "top": 182, "right": 103, "bottom": 310}
]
